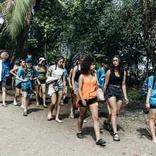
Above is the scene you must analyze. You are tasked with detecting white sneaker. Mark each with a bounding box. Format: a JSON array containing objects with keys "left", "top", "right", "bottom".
[
  {"left": 84, "top": 119, "right": 87, "bottom": 123},
  {"left": 20, "top": 105, "right": 24, "bottom": 109},
  {"left": 13, "top": 100, "right": 18, "bottom": 106}
]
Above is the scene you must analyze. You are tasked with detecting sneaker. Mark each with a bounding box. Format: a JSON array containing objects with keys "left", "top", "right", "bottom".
[
  {"left": 113, "top": 133, "right": 120, "bottom": 141},
  {"left": 23, "top": 111, "right": 28, "bottom": 116},
  {"left": 20, "top": 105, "right": 24, "bottom": 109},
  {"left": 13, "top": 99, "right": 18, "bottom": 106},
  {"left": 77, "top": 132, "right": 83, "bottom": 139},
  {"left": 84, "top": 119, "right": 87, "bottom": 123},
  {"left": 96, "top": 139, "right": 106, "bottom": 146}
]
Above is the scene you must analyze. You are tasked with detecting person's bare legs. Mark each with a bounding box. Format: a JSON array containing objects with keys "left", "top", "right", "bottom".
[
  {"left": 2, "top": 87, "right": 6, "bottom": 106},
  {"left": 35, "top": 85, "right": 39, "bottom": 106},
  {"left": 55, "top": 91, "right": 63, "bottom": 123},
  {"left": 77, "top": 106, "right": 87, "bottom": 133},
  {"left": 41, "top": 84, "right": 47, "bottom": 107},
  {"left": 47, "top": 93, "right": 57, "bottom": 120},
  {"left": 69, "top": 89, "right": 74, "bottom": 118},
  {"left": 89, "top": 103, "right": 101, "bottom": 142},
  {"left": 149, "top": 109, "right": 156, "bottom": 143},
  {"left": 108, "top": 97, "right": 118, "bottom": 134}
]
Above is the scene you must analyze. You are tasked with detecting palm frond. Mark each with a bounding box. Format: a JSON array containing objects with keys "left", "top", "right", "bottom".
[{"left": 2, "top": 0, "right": 35, "bottom": 39}]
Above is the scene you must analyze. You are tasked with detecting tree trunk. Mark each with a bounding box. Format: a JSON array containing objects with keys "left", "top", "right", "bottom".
[{"left": 141, "top": 0, "right": 156, "bottom": 68}]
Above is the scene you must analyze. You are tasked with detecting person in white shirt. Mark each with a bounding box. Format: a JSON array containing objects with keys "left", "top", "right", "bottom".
[{"left": 46, "top": 56, "right": 66, "bottom": 123}]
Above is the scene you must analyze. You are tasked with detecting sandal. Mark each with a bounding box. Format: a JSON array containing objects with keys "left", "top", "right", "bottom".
[
  {"left": 103, "top": 120, "right": 112, "bottom": 131},
  {"left": 96, "top": 139, "right": 106, "bottom": 146},
  {"left": 113, "top": 133, "right": 120, "bottom": 141}
]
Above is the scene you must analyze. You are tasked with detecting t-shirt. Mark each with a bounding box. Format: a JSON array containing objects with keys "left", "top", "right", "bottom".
[
  {"left": 148, "top": 76, "right": 156, "bottom": 106},
  {"left": 1, "top": 61, "right": 10, "bottom": 80},
  {"left": 48, "top": 65, "right": 65, "bottom": 88},
  {"left": 15, "top": 66, "right": 23, "bottom": 86},
  {"left": 17, "top": 68, "right": 38, "bottom": 89}
]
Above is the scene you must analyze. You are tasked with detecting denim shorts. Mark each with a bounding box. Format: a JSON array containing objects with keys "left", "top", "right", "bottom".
[{"left": 105, "top": 84, "right": 123, "bottom": 101}]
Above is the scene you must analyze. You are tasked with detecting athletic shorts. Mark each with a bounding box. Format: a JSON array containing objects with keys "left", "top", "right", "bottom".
[
  {"left": 150, "top": 105, "right": 156, "bottom": 109},
  {"left": 78, "top": 97, "right": 98, "bottom": 107},
  {"left": 105, "top": 84, "right": 123, "bottom": 102},
  {"left": 0, "top": 79, "right": 6, "bottom": 88},
  {"left": 38, "top": 79, "right": 46, "bottom": 84},
  {"left": 22, "top": 88, "right": 32, "bottom": 97},
  {"left": 16, "top": 83, "right": 22, "bottom": 89}
]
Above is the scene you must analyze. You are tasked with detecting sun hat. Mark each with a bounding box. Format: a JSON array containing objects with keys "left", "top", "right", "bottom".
[{"left": 38, "top": 57, "right": 46, "bottom": 64}]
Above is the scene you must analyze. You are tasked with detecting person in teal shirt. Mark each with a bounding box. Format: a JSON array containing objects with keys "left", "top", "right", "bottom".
[{"left": 146, "top": 74, "right": 156, "bottom": 143}]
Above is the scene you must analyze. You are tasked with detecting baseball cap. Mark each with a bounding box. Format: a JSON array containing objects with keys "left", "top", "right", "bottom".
[{"left": 25, "top": 58, "right": 32, "bottom": 63}]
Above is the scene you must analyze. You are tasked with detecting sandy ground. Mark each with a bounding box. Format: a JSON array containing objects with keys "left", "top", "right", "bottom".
[{"left": 0, "top": 90, "right": 156, "bottom": 156}]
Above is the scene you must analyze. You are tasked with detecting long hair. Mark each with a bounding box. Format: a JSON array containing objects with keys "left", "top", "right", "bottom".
[
  {"left": 111, "top": 55, "right": 124, "bottom": 75},
  {"left": 24, "top": 65, "right": 34, "bottom": 77},
  {"left": 55, "top": 56, "right": 64, "bottom": 69},
  {"left": 81, "top": 56, "right": 95, "bottom": 75}
]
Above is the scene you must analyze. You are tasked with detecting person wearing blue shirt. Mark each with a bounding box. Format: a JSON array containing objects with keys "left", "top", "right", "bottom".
[
  {"left": 146, "top": 75, "right": 156, "bottom": 143},
  {"left": 0, "top": 52, "right": 10, "bottom": 107},
  {"left": 97, "top": 58, "right": 112, "bottom": 132},
  {"left": 16, "top": 58, "right": 38, "bottom": 116}
]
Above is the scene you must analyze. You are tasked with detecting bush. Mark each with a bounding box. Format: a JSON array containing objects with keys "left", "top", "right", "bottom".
[{"left": 127, "top": 88, "right": 144, "bottom": 103}]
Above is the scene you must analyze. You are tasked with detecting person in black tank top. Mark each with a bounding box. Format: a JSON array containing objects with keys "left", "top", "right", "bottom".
[{"left": 103, "top": 55, "right": 129, "bottom": 141}]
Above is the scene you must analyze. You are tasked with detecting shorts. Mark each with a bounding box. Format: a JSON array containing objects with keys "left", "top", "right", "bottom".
[
  {"left": 16, "top": 83, "right": 22, "bottom": 89},
  {"left": 38, "top": 79, "right": 46, "bottom": 84},
  {"left": 48, "top": 84, "right": 63, "bottom": 96},
  {"left": 105, "top": 84, "right": 123, "bottom": 101},
  {"left": 78, "top": 97, "right": 98, "bottom": 107},
  {"left": 150, "top": 105, "right": 156, "bottom": 109},
  {"left": 74, "top": 81, "right": 78, "bottom": 92},
  {"left": 22, "top": 88, "right": 32, "bottom": 97},
  {"left": 0, "top": 79, "right": 6, "bottom": 88}
]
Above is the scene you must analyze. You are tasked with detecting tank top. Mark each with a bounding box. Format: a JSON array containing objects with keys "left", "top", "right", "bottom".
[
  {"left": 109, "top": 70, "right": 124, "bottom": 86},
  {"left": 37, "top": 66, "right": 46, "bottom": 80},
  {"left": 81, "top": 74, "right": 97, "bottom": 99},
  {"left": 75, "top": 65, "right": 81, "bottom": 82}
]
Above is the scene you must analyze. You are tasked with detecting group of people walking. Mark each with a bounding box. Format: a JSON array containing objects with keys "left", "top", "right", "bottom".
[{"left": 0, "top": 51, "right": 155, "bottom": 145}]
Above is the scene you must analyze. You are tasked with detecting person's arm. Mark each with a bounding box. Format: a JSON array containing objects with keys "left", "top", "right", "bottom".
[
  {"left": 72, "top": 66, "right": 76, "bottom": 92},
  {"left": 78, "top": 74, "right": 87, "bottom": 106},
  {"left": 122, "top": 71, "right": 129, "bottom": 104},
  {"left": 63, "top": 71, "right": 67, "bottom": 94},
  {"left": 103, "top": 69, "right": 111, "bottom": 93},
  {"left": 68, "top": 68, "right": 73, "bottom": 89},
  {"left": 146, "top": 76, "right": 153, "bottom": 109},
  {"left": 46, "top": 66, "right": 52, "bottom": 79},
  {"left": 16, "top": 69, "right": 27, "bottom": 82},
  {"left": 10, "top": 65, "right": 17, "bottom": 77}
]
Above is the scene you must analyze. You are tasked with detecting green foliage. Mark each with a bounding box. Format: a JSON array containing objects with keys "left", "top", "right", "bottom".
[{"left": 127, "top": 89, "right": 144, "bottom": 103}]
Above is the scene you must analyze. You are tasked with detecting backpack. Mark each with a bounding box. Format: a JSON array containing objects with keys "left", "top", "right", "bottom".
[
  {"left": 142, "top": 76, "right": 155, "bottom": 96},
  {"left": 97, "top": 68, "right": 106, "bottom": 89}
]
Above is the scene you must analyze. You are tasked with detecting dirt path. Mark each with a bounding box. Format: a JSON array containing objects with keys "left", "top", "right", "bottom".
[{"left": 0, "top": 91, "right": 156, "bottom": 156}]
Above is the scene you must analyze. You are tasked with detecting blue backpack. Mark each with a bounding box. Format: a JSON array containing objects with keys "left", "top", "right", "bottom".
[
  {"left": 142, "top": 76, "right": 155, "bottom": 96},
  {"left": 97, "top": 68, "right": 106, "bottom": 89}
]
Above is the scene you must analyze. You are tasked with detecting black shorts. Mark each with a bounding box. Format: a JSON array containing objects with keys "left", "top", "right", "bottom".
[
  {"left": 150, "top": 105, "right": 156, "bottom": 109},
  {"left": 0, "top": 79, "right": 6, "bottom": 88},
  {"left": 16, "top": 83, "right": 22, "bottom": 89},
  {"left": 105, "top": 84, "right": 123, "bottom": 101},
  {"left": 38, "top": 79, "right": 46, "bottom": 84},
  {"left": 78, "top": 97, "right": 97, "bottom": 107}
]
